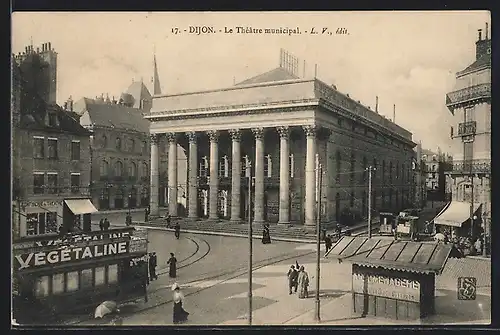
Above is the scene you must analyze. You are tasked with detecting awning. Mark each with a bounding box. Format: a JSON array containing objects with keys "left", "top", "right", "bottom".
[
  {"left": 433, "top": 201, "right": 481, "bottom": 227},
  {"left": 64, "top": 199, "right": 98, "bottom": 215},
  {"left": 326, "top": 236, "right": 453, "bottom": 275}
]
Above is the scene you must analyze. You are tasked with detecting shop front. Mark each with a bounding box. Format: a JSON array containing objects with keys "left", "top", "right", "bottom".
[
  {"left": 328, "top": 236, "right": 452, "bottom": 320},
  {"left": 62, "top": 198, "right": 98, "bottom": 233},
  {"left": 12, "top": 227, "right": 148, "bottom": 325}
]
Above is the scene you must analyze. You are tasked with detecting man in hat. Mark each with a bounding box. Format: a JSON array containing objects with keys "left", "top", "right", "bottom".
[{"left": 287, "top": 265, "right": 298, "bottom": 294}]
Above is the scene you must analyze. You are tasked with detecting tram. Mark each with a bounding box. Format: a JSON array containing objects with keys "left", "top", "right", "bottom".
[{"left": 12, "top": 227, "right": 149, "bottom": 325}]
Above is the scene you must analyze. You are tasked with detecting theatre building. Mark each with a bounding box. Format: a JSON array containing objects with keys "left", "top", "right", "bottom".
[
  {"left": 146, "top": 60, "right": 416, "bottom": 226},
  {"left": 12, "top": 42, "right": 98, "bottom": 239}
]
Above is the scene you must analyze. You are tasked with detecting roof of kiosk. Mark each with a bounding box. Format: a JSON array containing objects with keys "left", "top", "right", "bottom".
[{"left": 327, "top": 236, "right": 453, "bottom": 275}]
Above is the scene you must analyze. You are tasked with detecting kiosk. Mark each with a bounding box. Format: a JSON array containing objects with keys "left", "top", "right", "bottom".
[
  {"left": 12, "top": 227, "right": 149, "bottom": 324},
  {"left": 327, "top": 236, "right": 452, "bottom": 320}
]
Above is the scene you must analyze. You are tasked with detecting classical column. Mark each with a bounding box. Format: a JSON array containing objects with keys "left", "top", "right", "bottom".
[
  {"left": 167, "top": 132, "right": 178, "bottom": 217},
  {"left": 208, "top": 130, "right": 219, "bottom": 220},
  {"left": 229, "top": 129, "right": 242, "bottom": 222},
  {"left": 187, "top": 132, "right": 198, "bottom": 219},
  {"left": 252, "top": 127, "right": 265, "bottom": 224},
  {"left": 277, "top": 126, "right": 290, "bottom": 224},
  {"left": 303, "top": 125, "right": 317, "bottom": 226},
  {"left": 149, "top": 133, "right": 160, "bottom": 216}
]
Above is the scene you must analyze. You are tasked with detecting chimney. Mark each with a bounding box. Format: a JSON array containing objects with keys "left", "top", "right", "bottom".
[
  {"left": 486, "top": 22, "right": 489, "bottom": 40},
  {"left": 393, "top": 104, "right": 396, "bottom": 123},
  {"left": 375, "top": 96, "right": 379, "bottom": 113},
  {"left": 48, "top": 42, "right": 51, "bottom": 50},
  {"left": 478, "top": 29, "right": 482, "bottom": 41}
]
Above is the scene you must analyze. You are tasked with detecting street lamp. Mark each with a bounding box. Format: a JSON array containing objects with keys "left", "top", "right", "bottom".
[
  {"left": 246, "top": 160, "right": 253, "bottom": 326},
  {"left": 314, "top": 162, "right": 323, "bottom": 322}
]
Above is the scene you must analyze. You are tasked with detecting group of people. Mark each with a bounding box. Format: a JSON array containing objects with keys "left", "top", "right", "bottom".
[
  {"left": 287, "top": 261, "right": 310, "bottom": 299},
  {"left": 98, "top": 218, "right": 111, "bottom": 231}
]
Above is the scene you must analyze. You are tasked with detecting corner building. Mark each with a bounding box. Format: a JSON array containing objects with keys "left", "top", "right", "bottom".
[{"left": 147, "top": 67, "right": 416, "bottom": 226}]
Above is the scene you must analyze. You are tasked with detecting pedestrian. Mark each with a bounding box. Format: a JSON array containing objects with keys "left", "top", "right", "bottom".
[
  {"left": 145, "top": 207, "right": 150, "bottom": 222},
  {"left": 166, "top": 215, "right": 172, "bottom": 228},
  {"left": 174, "top": 222, "right": 181, "bottom": 240},
  {"left": 324, "top": 235, "right": 332, "bottom": 255},
  {"left": 297, "top": 266, "right": 309, "bottom": 299},
  {"left": 171, "top": 283, "right": 189, "bottom": 324},
  {"left": 99, "top": 218, "right": 104, "bottom": 231},
  {"left": 167, "top": 252, "right": 177, "bottom": 278},
  {"left": 287, "top": 265, "right": 299, "bottom": 294},
  {"left": 103, "top": 218, "right": 110, "bottom": 231},
  {"left": 262, "top": 225, "right": 271, "bottom": 244},
  {"left": 149, "top": 252, "right": 158, "bottom": 281}
]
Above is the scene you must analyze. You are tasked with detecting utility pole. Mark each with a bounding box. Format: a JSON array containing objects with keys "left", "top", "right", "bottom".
[
  {"left": 470, "top": 172, "right": 474, "bottom": 237},
  {"left": 367, "top": 166, "right": 374, "bottom": 238},
  {"left": 315, "top": 162, "right": 322, "bottom": 322},
  {"left": 247, "top": 161, "right": 253, "bottom": 326}
]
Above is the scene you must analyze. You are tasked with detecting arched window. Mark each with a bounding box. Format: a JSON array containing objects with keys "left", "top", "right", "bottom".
[
  {"left": 100, "top": 160, "right": 109, "bottom": 177},
  {"left": 115, "top": 137, "right": 121, "bottom": 151},
  {"left": 128, "top": 162, "right": 137, "bottom": 178},
  {"left": 264, "top": 154, "right": 272, "bottom": 178},
  {"left": 141, "top": 162, "right": 148, "bottom": 177},
  {"left": 200, "top": 156, "right": 208, "bottom": 177},
  {"left": 102, "top": 135, "right": 108, "bottom": 148},
  {"left": 115, "top": 161, "right": 123, "bottom": 177},
  {"left": 219, "top": 155, "right": 229, "bottom": 177},
  {"left": 289, "top": 154, "right": 295, "bottom": 178}
]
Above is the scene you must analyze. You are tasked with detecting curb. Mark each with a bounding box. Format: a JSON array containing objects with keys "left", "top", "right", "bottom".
[{"left": 134, "top": 224, "right": 316, "bottom": 244}]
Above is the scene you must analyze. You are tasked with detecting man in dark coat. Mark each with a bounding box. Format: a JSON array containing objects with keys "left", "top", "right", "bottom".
[
  {"left": 103, "top": 218, "right": 110, "bottom": 230},
  {"left": 324, "top": 235, "right": 333, "bottom": 255},
  {"left": 99, "top": 218, "right": 104, "bottom": 231},
  {"left": 287, "top": 265, "right": 299, "bottom": 294},
  {"left": 148, "top": 252, "right": 158, "bottom": 281},
  {"left": 174, "top": 222, "right": 181, "bottom": 240}
]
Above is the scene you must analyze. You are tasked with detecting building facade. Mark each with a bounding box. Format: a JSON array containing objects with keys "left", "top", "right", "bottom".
[
  {"left": 413, "top": 142, "right": 427, "bottom": 208},
  {"left": 12, "top": 43, "right": 96, "bottom": 239},
  {"left": 146, "top": 65, "right": 416, "bottom": 226},
  {"left": 421, "top": 149, "right": 453, "bottom": 202},
  {"left": 438, "top": 24, "right": 491, "bottom": 241}
]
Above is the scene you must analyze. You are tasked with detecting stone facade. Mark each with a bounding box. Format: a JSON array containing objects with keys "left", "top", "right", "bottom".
[{"left": 147, "top": 68, "right": 416, "bottom": 225}]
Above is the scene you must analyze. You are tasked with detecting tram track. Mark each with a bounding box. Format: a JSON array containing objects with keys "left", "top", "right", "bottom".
[{"left": 155, "top": 235, "right": 210, "bottom": 276}]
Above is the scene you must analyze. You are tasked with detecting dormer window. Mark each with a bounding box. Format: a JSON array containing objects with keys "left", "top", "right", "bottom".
[{"left": 48, "top": 112, "right": 58, "bottom": 127}]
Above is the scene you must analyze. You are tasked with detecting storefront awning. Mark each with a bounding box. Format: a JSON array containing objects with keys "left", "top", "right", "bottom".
[
  {"left": 326, "top": 236, "right": 453, "bottom": 274},
  {"left": 433, "top": 201, "right": 480, "bottom": 227},
  {"left": 64, "top": 199, "right": 98, "bottom": 215}
]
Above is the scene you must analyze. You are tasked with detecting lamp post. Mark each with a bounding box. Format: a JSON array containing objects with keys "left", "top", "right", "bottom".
[
  {"left": 314, "top": 162, "right": 322, "bottom": 322},
  {"left": 246, "top": 160, "right": 253, "bottom": 326},
  {"left": 128, "top": 193, "right": 132, "bottom": 215}
]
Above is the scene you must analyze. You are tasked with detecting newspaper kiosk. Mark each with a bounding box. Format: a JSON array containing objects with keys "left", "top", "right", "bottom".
[
  {"left": 327, "top": 236, "right": 452, "bottom": 320},
  {"left": 12, "top": 227, "right": 149, "bottom": 324}
]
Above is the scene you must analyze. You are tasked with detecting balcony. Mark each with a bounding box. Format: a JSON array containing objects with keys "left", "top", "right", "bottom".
[
  {"left": 447, "top": 160, "right": 491, "bottom": 175},
  {"left": 457, "top": 121, "right": 477, "bottom": 138},
  {"left": 29, "top": 186, "right": 91, "bottom": 197},
  {"left": 446, "top": 83, "right": 491, "bottom": 112}
]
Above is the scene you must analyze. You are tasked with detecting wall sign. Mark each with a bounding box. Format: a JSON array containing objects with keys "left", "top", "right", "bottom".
[
  {"left": 352, "top": 273, "right": 421, "bottom": 302},
  {"left": 14, "top": 231, "right": 132, "bottom": 250},
  {"left": 14, "top": 241, "right": 129, "bottom": 271}
]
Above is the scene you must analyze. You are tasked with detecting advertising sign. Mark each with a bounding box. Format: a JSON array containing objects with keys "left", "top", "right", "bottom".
[{"left": 352, "top": 273, "right": 421, "bottom": 302}]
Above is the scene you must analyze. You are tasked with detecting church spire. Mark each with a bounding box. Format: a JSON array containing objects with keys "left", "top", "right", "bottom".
[{"left": 153, "top": 50, "right": 162, "bottom": 95}]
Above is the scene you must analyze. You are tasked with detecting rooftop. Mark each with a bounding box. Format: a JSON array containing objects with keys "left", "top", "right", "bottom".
[{"left": 79, "top": 101, "right": 150, "bottom": 133}]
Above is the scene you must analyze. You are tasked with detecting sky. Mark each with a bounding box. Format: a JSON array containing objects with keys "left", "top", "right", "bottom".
[{"left": 12, "top": 11, "right": 490, "bottom": 152}]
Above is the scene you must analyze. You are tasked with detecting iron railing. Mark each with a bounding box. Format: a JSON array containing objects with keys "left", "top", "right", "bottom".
[
  {"left": 458, "top": 121, "right": 477, "bottom": 137},
  {"left": 446, "top": 83, "right": 491, "bottom": 110}
]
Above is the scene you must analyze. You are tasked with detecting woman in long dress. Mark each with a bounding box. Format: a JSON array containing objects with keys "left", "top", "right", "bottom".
[
  {"left": 172, "top": 283, "right": 189, "bottom": 324},
  {"left": 168, "top": 253, "right": 177, "bottom": 278},
  {"left": 297, "top": 266, "right": 309, "bottom": 299}
]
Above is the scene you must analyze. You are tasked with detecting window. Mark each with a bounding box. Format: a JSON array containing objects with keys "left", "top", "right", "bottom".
[
  {"left": 264, "top": 155, "right": 272, "bottom": 178},
  {"left": 219, "top": 156, "right": 229, "bottom": 177},
  {"left": 129, "top": 162, "right": 137, "bottom": 178},
  {"left": 108, "top": 264, "right": 118, "bottom": 284},
  {"left": 289, "top": 154, "right": 295, "bottom": 178},
  {"left": 33, "top": 137, "right": 44, "bottom": 158},
  {"left": 34, "top": 276, "right": 49, "bottom": 297},
  {"left": 71, "top": 174, "right": 80, "bottom": 194},
  {"left": 464, "top": 107, "right": 474, "bottom": 122},
  {"left": 48, "top": 139, "right": 58, "bottom": 159},
  {"left": 95, "top": 267, "right": 106, "bottom": 286},
  {"left": 102, "top": 135, "right": 108, "bottom": 148},
  {"left": 66, "top": 271, "right": 79, "bottom": 292},
  {"left": 389, "top": 162, "right": 393, "bottom": 184},
  {"left": 115, "top": 161, "right": 123, "bottom": 177},
  {"left": 115, "top": 188, "right": 124, "bottom": 209},
  {"left": 80, "top": 269, "right": 93, "bottom": 289},
  {"left": 115, "top": 137, "right": 122, "bottom": 151},
  {"left": 26, "top": 212, "right": 58, "bottom": 236},
  {"left": 141, "top": 162, "right": 148, "bottom": 178},
  {"left": 47, "top": 173, "right": 58, "bottom": 194},
  {"left": 52, "top": 273, "right": 65, "bottom": 295},
  {"left": 33, "top": 173, "right": 45, "bottom": 194},
  {"left": 71, "top": 141, "right": 80, "bottom": 160},
  {"left": 129, "top": 138, "right": 135, "bottom": 152},
  {"left": 26, "top": 214, "right": 38, "bottom": 236},
  {"left": 48, "top": 113, "right": 58, "bottom": 127},
  {"left": 200, "top": 156, "right": 208, "bottom": 177},
  {"left": 46, "top": 212, "right": 57, "bottom": 234},
  {"left": 100, "top": 160, "right": 109, "bottom": 177}
]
